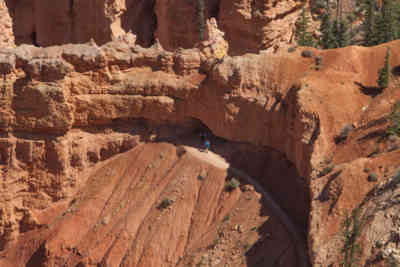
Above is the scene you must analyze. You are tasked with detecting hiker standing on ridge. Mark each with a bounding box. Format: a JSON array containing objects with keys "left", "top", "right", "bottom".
[{"left": 204, "top": 139, "right": 210, "bottom": 152}]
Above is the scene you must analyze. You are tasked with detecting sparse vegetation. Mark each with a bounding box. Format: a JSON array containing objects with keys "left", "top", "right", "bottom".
[
  {"left": 223, "top": 214, "right": 230, "bottom": 222},
  {"left": 385, "top": 256, "right": 399, "bottom": 267},
  {"left": 318, "top": 165, "right": 334, "bottom": 177},
  {"left": 319, "top": 12, "right": 335, "bottom": 49},
  {"left": 225, "top": 178, "right": 240, "bottom": 191},
  {"left": 336, "top": 124, "right": 354, "bottom": 143},
  {"left": 158, "top": 198, "right": 174, "bottom": 210},
  {"left": 296, "top": 8, "right": 315, "bottom": 47},
  {"left": 315, "top": 55, "right": 323, "bottom": 66},
  {"left": 301, "top": 50, "right": 314, "bottom": 58},
  {"left": 377, "top": 47, "right": 391, "bottom": 89},
  {"left": 387, "top": 101, "right": 400, "bottom": 136},
  {"left": 367, "top": 147, "right": 381, "bottom": 158},
  {"left": 197, "top": 0, "right": 206, "bottom": 41},
  {"left": 367, "top": 172, "right": 378, "bottom": 182},
  {"left": 341, "top": 207, "right": 367, "bottom": 267},
  {"left": 209, "top": 236, "right": 220, "bottom": 249},
  {"left": 314, "top": 55, "right": 323, "bottom": 70},
  {"left": 243, "top": 242, "right": 251, "bottom": 252},
  {"left": 392, "top": 167, "right": 400, "bottom": 182},
  {"left": 288, "top": 46, "right": 297, "bottom": 53}
]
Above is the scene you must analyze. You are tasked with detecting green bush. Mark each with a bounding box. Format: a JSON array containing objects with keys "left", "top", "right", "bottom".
[
  {"left": 341, "top": 207, "right": 366, "bottom": 267},
  {"left": 315, "top": 55, "right": 323, "bottom": 65},
  {"left": 387, "top": 101, "right": 400, "bottom": 136},
  {"left": 158, "top": 198, "right": 173, "bottom": 210},
  {"left": 301, "top": 50, "right": 314, "bottom": 58},
  {"left": 367, "top": 172, "right": 378, "bottom": 182},
  {"left": 367, "top": 147, "right": 381, "bottom": 158},
  {"left": 392, "top": 168, "right": 400, "bottom": 183},
  {"left": 225, "top": 178, "right": 240, "bottom": 191},
  {"left": 318, "top": 165, "right": 334, "bottom": 177},
  {"left": 377, "top": 47, "right": 391, "bottom": 89},
  {"left": 197, "top": 0, "right": 206, "bottom": 41},
  {"left": 223, "top": 214, "right": 230, "bottom": 222},
  {"left": 335, "top": 124, "right": 354, "bottom": 143}
]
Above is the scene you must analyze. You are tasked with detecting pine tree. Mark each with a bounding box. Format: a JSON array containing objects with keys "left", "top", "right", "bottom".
[
  {"left": 382, "top": 0, "right": 395, "bottom": 42},
  {"left": 374, "top": 12, "right": 386, "bottom": 45},
  {"left": 377, "top": 47, "right": 391, "bottom": 89},
  {"left": 337, "top": 19, "right": 350, "bottom": 47},
  {"left": 319, "top": 12, "right": 336, "bottom": 48},
  {"left": 197, "top": 0, "right": 206, "bottom": 41},
  {"left": 296, "top": 8, "right": 315, "bottom": 47},
  {"left": 394, "top": 2, "right": 400, "bottom": 39},
  {"left": 330, "top": 19, "right": 350, "bottom": 48},
  {"left": 361, "top": 0, "right": 378, "bottom": 46}
]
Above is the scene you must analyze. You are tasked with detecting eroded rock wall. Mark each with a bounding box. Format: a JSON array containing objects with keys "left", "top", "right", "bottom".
[
  {"left": 4, "top": 0, "right": 141, "bottom": 47},
  {"left": 1, "top": 0, "right": 314, "bottom": 54},
  {"left": 0, "top": 0, "right": 14, "bottom": 47},
  {"left": 0, "top": 18, "right": 400, "bottom": 266},
  {"left": 0, "top": 24, "right": 318, "bottom": 251}
]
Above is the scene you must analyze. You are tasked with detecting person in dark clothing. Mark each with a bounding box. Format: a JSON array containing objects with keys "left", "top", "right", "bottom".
[{"left": 204, "top": 139, "right": 210, "bottom": 152}]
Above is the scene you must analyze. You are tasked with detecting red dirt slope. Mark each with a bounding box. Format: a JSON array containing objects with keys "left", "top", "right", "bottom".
[{"left": 0, "top": 143, "right": 297, "bottom": 267}]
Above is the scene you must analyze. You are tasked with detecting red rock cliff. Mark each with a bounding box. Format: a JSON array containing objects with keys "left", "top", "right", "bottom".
[{"left": 0, "top": 15, "right": 400, "bottom": 266}]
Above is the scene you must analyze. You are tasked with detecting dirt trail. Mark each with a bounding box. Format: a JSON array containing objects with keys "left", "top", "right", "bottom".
[{"left": 184, "top": 146, "right": 310, "bottom": 267}]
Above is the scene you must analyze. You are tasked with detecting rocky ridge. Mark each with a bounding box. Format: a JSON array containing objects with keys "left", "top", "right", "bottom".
[
  {"left": 1, "top": 0, "right": 317, "bottom": 54},
  {"left": 0, "top": 15, "right": 400, "bottom": 266}
]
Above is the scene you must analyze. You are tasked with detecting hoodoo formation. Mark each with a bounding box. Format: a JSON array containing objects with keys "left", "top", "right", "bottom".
[{"left": 0, "top": 0, "right": 400, "bottom": 266}]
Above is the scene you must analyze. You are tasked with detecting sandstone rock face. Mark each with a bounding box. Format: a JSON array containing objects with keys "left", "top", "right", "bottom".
[
  {"left": 1, "top": 0, "right": 313, "bottom": 54},
  {"left": 219, "top": 0, "right": 304, "bottom": 54},
  {"left": 154, "top": 0, "right": 221, "bottom": 51},
  {"left": 154, "top": 0, "right": 305, "bottom": 55},
  {"left": 0, "top": 143, "right": 299, "bottom": 267},
  {"left": 0, "top": 18, "right": 400, "bottom": 266},
  {"left": 0, "top": 0, "right": 14, "bottom": 47},
  {"left": 3, "top": 0, "right": 156, "bottom": 47}
]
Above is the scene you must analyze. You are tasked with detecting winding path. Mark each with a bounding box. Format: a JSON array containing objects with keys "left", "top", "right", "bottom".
[{"left": 184, "top": 146, "right": 310, "bottom": 267}]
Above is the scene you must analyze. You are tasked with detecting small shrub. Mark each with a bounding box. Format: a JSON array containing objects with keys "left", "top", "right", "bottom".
[
  {"left": 198, "top": 170, "right": 207, "bottom": 180},
  {"left": 318, "top": 165, "right": 334, "bottom": 177},
  {"left": 223, "top": 214, "right": 230, "bottom": 222},
  {"left": 367, "top": 147, "right": 380, "bottom": 158},
  {"left": 288, "top": 46, "right": 297, "bottom": 53},
  {"left": 209, "top": 236, "right": 220, "bottom": 249},
  {"left": 225, "top": 178, "right": 240, "bottom": 191},
  {"left": 158, "top": 198, "right": 173, "bottom": 210},
  {"left": 340, "top": 207, "right": 366, "bottom": 267},
  {"left": 335, "top": 124, "right": 354, "bottom": 143},
  {"left": 367, "top": 172, "right": 378, "bottom": 182},
  {"left": 301, "top": 50, "right": 314, "bottom": 58},
  {"left": 392, "top": 168, "right": 400, "bottom": 183},
  {"left": 377, "top": 47, "right": 390, "bottom": 89},
  {"left": 364, "top": 168, "right": 371, "bottom": 173},
  {"left": 315, "top": 55, "right": 323, "bottom": 65},
  {"left": 197, "top": 0, "right": 206, "bottom": 41},
  {"left": 387, "top": 101, "right": 400, "bottom": 137}
]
